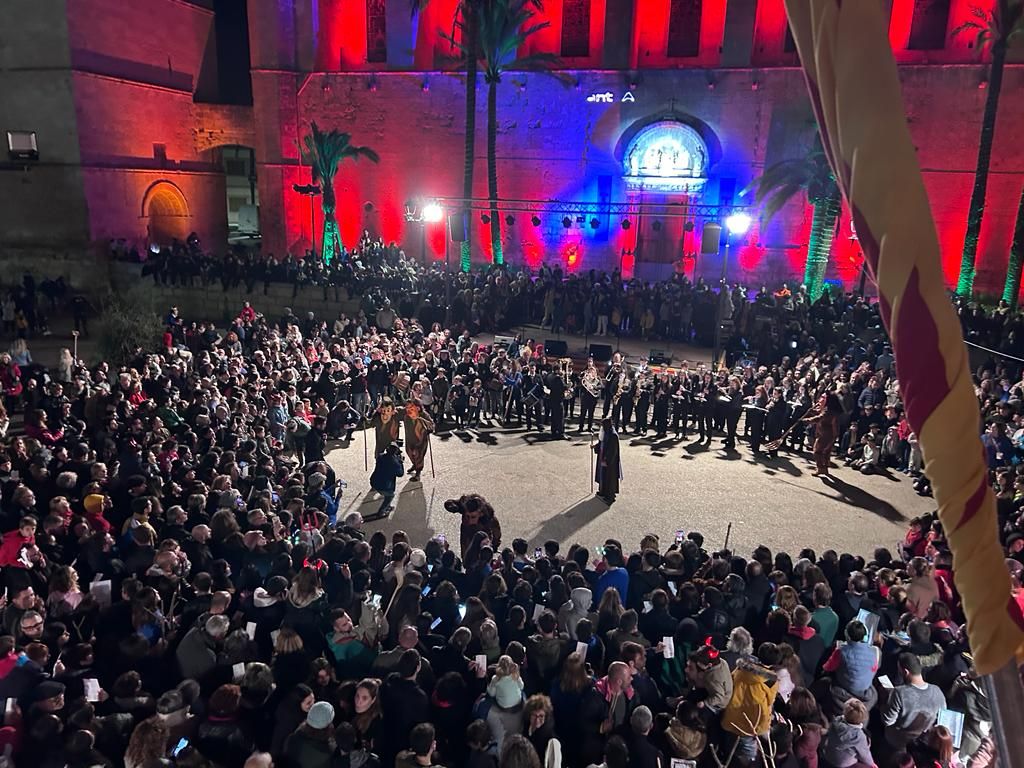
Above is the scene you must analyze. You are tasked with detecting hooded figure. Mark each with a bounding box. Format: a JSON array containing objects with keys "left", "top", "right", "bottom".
[
  {"left": 594, "top": 417, "right": 621, "bottom": 503},
  {"left": 558, "top": 587, "right": 593, "bottom": 640}
]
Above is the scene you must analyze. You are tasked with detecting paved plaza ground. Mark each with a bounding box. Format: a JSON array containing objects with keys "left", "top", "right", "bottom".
[{"left": 327, "top": 421, "right": 934, "bottom": 559}]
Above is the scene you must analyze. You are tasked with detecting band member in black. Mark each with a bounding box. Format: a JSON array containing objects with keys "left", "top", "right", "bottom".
[
  {"left": 670, "top": 372, "right": 691, "bottom": 439},
  {"left": 578, "top": 359, "right": 601, "bottom": 433},
  {"left": 502, "top": 360, "right": 524, "bottom": 425},
  {"left": 696, "top": 372, "right": 716, "bottom": 443},
  {"left": 602, "top": 353, "right": 623, "bottom": 418},
  {"left": 544, "top": 367, "right": 567, "bottom": 438},
  {"left": 721, "top": 376, "right": 743, "bottom": 450},
  {"left": 633, "top": 370, "right": 652, "bottom": 435},
  {"left": 612, "top": 368, "right": 634, "bottom": 433},
  {"left": 523, "top": 364, "right": 544, "bottom": 432},
  {"left": 652, "top": 373, "right": 671, "bottom": 438},
  {"left": 744, "top": 384, "right": 769, "bottom": 456},
  {"left": 764, "top": 388, "right": 788, "bottom": 459}
]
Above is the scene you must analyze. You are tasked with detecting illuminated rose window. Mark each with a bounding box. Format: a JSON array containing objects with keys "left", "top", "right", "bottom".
[{"left": 623, "top": 121, "right": 709, "bottom": 193}]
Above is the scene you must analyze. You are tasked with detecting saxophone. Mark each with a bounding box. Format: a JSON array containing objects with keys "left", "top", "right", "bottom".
[{"left": 612, "top": 369, "right": 630, "bottom": 406}]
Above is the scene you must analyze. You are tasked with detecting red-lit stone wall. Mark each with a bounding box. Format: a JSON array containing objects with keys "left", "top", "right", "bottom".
[{"left": 251, "top": 63, "right": 1024, "bottom": 292}]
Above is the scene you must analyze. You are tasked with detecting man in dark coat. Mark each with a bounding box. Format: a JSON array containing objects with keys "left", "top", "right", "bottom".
[
  {"left": 595, "top": 417, "right": 621, "bottom": 504},
  {"left": 380, "top": 649, "right": 431, "bottom": 768}
]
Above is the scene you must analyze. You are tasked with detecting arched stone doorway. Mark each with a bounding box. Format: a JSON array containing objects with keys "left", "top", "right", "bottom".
[
  {"left": 619, "top": 118, "right": 716, "bottom": 278},
  {"left": 143, "top": 181, "right": 190, "bottom": 247}
]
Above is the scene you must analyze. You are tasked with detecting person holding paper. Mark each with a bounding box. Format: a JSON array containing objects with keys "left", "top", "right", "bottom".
[{"left": 881, "top": 653, "right": 947, "bottom": 749}]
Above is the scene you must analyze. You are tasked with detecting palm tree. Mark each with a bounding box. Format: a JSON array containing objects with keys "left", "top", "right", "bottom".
[
  {"left": 447, "top": 0, "right": 556, "bottom": 264},
  {"left": 413, "top": 0, "right": 476, "bottom": 271},
  {"left": 748, "top": 134, "right": 840, "bottom": 301},
  {"left": 1003, "top": 184, "right": 1024, "bottom": 306},
  {"left": 953, "top": 0, "right": 1024, "bottom": 297},
  {"left": 301, "top": 122, "right": 380, "bottom": 265}
]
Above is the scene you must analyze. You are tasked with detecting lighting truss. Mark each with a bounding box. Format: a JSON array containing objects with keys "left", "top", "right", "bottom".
[{"left": 432, "top": 196, "right": 747, "bottom": 220}]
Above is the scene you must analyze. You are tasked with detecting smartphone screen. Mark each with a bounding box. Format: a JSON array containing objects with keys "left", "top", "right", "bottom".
[
  {"left": 675, "top": 530, "right": 685, "bottom": 544},
  {"left": 421, "top": 585, "right": 431, "bottom": 597},
  {"left": 458, "top": 602, "right": 467, "bottom": 619},
  {"left": 172, "top": 738, "right": 189, "bottom": 757},
  {"left": 430, "top": 616, "right": 442, "bottom": 631},
  {"left": 370, "top": 594, "right": 382, "bottom": 609},
  {"left": 534, "top": 547, "right": 543, "bottom": 559}
]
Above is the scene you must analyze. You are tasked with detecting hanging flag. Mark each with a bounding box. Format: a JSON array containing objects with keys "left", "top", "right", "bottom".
[{"left": 782, "top": 0, "right": 1024, "bottom": 675}]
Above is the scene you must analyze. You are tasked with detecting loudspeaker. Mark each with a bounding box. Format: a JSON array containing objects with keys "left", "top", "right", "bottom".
[
  {"left": 448, "top": 211, "right": 468, "bottom": 242},
  {"left": 589, "top": 343, "right": 613, "bottom": 362},
  {"left": 701, "top": 223, "right": 722, "bottom": 254},
  {"left": 544, "top": 339, "right": 568, "bottom": 357},
  {"left": 648, "top": 349, "right": 671, "bottom": 365}
]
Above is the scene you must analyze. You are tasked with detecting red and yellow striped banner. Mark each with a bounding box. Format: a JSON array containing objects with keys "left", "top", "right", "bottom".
[{"left": 783, "top": 0, "right": 1024, "bottom": 674}]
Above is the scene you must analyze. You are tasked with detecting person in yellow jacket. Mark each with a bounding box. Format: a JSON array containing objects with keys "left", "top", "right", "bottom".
[{"left": 721, "top": 643, "right": 781, "bottom": 763}]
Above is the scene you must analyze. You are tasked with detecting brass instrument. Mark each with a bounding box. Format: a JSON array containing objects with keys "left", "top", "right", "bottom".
[
  {"left": 559, "top": 358, "right": 574, "bottom": 400},
  {"left": 582, "top": 366, "right": 603, "bottom": 399},
  {"left": 612, "top": 369, "right": 631, "bottom": 406}
]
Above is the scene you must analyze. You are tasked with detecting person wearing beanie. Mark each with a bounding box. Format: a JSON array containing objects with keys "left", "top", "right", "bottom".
[
  {"left": 284, "top": 700, "right": 337, "bottom": 768},
  {"left": 82, "top": 494, "right": 112, "bottom": 534}
]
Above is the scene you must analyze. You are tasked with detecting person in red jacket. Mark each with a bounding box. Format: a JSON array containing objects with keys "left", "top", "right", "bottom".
[{"left": 0, "top": 517, "right": 36, "bottom": 568}]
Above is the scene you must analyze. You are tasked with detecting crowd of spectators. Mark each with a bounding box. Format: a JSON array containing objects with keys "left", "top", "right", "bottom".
[{"left": 0, "top": 253, "right": 1021, "bottom": 768}]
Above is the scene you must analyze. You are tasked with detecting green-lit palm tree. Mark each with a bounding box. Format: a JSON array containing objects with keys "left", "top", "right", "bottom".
[
  {"left": 747, "top": 134, "right": 840, "bottom": 301},
  {"left": 953, "top": 0, "right": 1024, "bottom": 297},
  {"left": 301, "top": 122, "right": 380, "bottom": 265},
  {"left": 413, "top": 0, "right": 477, "bottom": 271},
  {"left": 1004, "top": 184, "right": 1024, "bottom": 306},
  {"left": 447, "top": 0, "right": 556, "bottom": 264}
]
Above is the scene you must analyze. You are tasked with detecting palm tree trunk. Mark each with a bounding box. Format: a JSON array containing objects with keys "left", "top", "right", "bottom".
[
  {"left": 321, "top": 177, "right": 339, "bottom": 265},
  {"left": 460, "top": 14, "right": 477, "bottom": 272},
  {"left": 1002, "top": 182, "right": 1024, "bottom": 307},
  {"left": 804, "top": 192, "right": 840, "bottom": 301},
  {"left": 487, "top": 77, "right": 503, "bottom": 265},
  {"left": 956, "top": 35, "right": 1008, "bottom": 297}
]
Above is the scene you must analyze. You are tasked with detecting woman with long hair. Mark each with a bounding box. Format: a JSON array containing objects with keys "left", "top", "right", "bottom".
[
  {"left": 272, "top": 628, "right": 311, "bottom": 691},
  {"left": 595, "top": 587, "right": 624, "bottom": 638},
  {"left": 270, "top": 684, "right": 315, "bottom": 757},
  {"left": 350, "top": 678, "right": 383, "bottom": 753},
  {"left": 549, "top": 652, "right": 593, "bottom": 768},
  {"left": 124, "top": 716, "right": 169, "bottom": 768}
]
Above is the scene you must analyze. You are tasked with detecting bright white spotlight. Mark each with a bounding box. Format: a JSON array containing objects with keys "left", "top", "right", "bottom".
[
  {"left": 725, "top": 212, "right": 751, "bottom": 235},
  {"left": 422, "top": 203, "right": 444, "bottom": 223}
]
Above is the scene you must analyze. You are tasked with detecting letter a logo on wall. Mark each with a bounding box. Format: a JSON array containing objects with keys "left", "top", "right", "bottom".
[{"left": 621, "top": 92, "right": 635, "bottom": 103}]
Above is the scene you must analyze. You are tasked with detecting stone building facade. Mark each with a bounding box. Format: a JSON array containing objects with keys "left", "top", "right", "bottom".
[{"left": 2, "top": 0, "right": 1023, "bottom": 292}]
